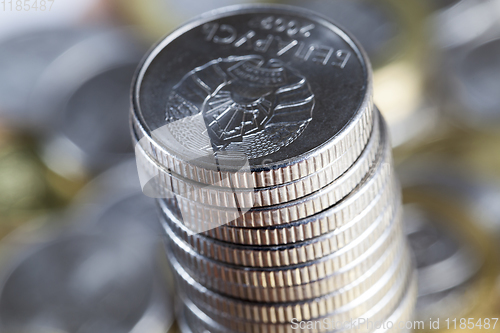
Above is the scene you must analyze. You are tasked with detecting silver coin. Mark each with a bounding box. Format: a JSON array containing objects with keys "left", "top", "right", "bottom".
[
  {"left": 177, "top": 255, "right": 417, "bottom": 333},
  {"left": 167, "top": 216, "right": 403, "bottom": 304},
  {"left": 130, "top": 4, "right": 411, "bottom": 331},
  {"left": 179, "top": 270, "right": 416, "bottom": 333},
  {"left": 133, "top": 109, "right": 377, "bottom": 208},
  {"left": 404, "top": 203, "right": 483, "bottom": 296},
  {"left": 403, "top": 202, "right": 485, "bottom": 323},
  {"left": 167, "top": 236, "right": 411, "bottom": 324},
  {"left": 160, "top": 188, "right": 397, "bottom": 269},
  {"left": 165, "top": 200, "right": 403, "bottom": 291},
  {"left": 164, "top": 195, "right": 393, "bottom": 267},
  {"left": 31, "top": 28, "right": 146, "bottom": 178},
  {"left": 182, "top": 172, "right": 396, "bottom": 246},
  {"left": 157, "top": 113, "right": 391, "bottom": 230},
  {"left": 0, "top": 28, "right": 92, "bottom": 131},
  {"left": 132, "top": 4, "right": 374, "bottom": 188},
  {"left": 447, "top": 37, "right": 500, "bottom": 127},
  {"left": 171, "top": 248, "right": 413, "bottom": 333},
  {"left": 169, "top": 210, "right": 402, "bottom": 304},
  {"left": 0, "top": 232, "right": 156, "bottom": 333},
  {"left": 372, "top": 271, "right": 418, "bottom": 333}
]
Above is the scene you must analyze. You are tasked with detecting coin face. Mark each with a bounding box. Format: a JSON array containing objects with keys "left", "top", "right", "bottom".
[{"left": 134, "top": 5, "right": 369, "bottom": 169}]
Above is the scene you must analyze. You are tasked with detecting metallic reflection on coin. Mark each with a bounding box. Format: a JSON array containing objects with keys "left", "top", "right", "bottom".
[
  {"left": 132, "top": 5, "right": 415, "bottom": 332},
  {"left": 133, "top": 5, "right": 372, "bottom": 187}
]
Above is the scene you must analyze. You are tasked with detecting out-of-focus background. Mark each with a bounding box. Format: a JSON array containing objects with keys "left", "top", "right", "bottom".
[{"left": 0, "top": 0, "right": 500, "bottom": 332}]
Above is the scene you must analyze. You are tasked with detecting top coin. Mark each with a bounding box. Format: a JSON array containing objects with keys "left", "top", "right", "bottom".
[{"left": 133, "top": 5, "right": 372, "bottom": 188}]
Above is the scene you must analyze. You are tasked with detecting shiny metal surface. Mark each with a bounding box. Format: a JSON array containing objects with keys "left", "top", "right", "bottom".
[
  {"left": 174, "top": 257, "right": 414, "bottom": 333},
  {"left": 172, "top": 217, "right": 402, "bottom": 304},
  {"left": 132, "top": 5, "right": 374, "bottom": 188},
  {"left": 167, "top": 239, "right": 412, "bottom": 324},
  {"left": 177, "top": 269, "right": 417, "bottom": 333},
  {"left": 158, "top": 115, "right": 392, "bottom": 229},
  {"left": 192, "top": 176, "right": 396, "bottom": 245},
  {"left": 165, "top": 204, "right": 402, "bottom": 292},
  {"left": 133, "top": 111, "right": 378, "bottom": 208},
  {"left": 167, "top": 221, "right": 404, "bottom": 303},
  {"left": 284, "top": 0, "right": 431, "bottom": 148},
  {"left": 160, "top": 193, "right": 397, "bottom": 268}
]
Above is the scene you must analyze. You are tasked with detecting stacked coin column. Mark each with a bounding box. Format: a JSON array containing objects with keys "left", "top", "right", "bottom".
[{"left": 131, "top": 6, "right": 417, "bottom": 333}]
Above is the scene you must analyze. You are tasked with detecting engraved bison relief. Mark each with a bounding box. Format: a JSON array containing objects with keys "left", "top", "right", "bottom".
[{"left": 165, "top": 55, "right": 315, "bottom": 159}]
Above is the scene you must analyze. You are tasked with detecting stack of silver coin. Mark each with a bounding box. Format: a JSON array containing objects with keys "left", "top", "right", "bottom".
[{"left": 131, "top": 5, "right": 416, "bottom": 333}]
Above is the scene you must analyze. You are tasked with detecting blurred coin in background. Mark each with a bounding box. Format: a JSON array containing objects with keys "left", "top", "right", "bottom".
[
  {"left": 403, "top": 188, "right": 500, "bottom": 332},
  {"left": 73, "top": 159, "right": 164, "bottom": 244},
  {"left": 0, "top": 231, "right": 157, "bottom": 333},
  {"left": 0, "top": 160, "right": 175, "bottom": 333},
  {"left": 0, "top": 28, "right": 94, "bottom": 131},
  {"left": 0, "top": 26, "right": 148, "bottom": 236},
  {"left": 429, "top": 0, "right": 500, "bottom": 49},
  {"left": 28, "top": 28, "right": 147, "bottom": 180},
  {"left": 72, "top": 159, "right": 175, "bottom": 325},
  {"left": 404, "top": 202, "right": 484, "bottom": 326},
  {"left": 0, "top": 133, "right": 79, "bottom": 240},
  {"left": 428, "top": 0, "right": 500, "bottom": 138},
  {"left": 395, "top": 119, "right": 500, "bottom": 329},
  {"left": 398, "top": 151, "right": 500, "bottom": 247},
  {"left": 439, "top": 36, "right": 500, "bottom": 129},
  {"left": 0, "top": 0, "right": 106, "bottom": 42}
]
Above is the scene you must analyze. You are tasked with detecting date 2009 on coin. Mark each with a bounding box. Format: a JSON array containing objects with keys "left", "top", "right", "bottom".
[
  {"left": 1, "top": 0, "right": 55, "bottom": 11},
  {"left": 202, "top": 15, "right": 352, "bottom": 69}
]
